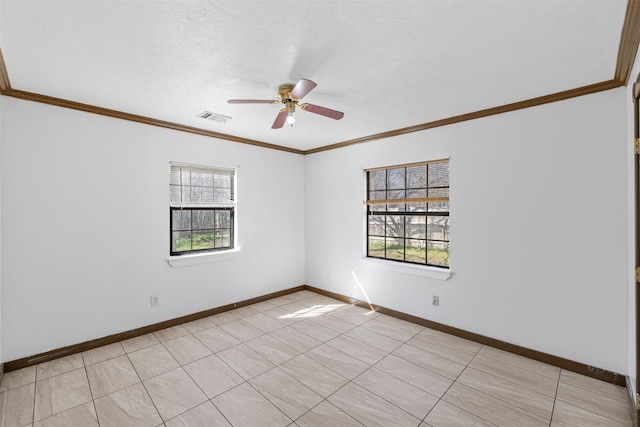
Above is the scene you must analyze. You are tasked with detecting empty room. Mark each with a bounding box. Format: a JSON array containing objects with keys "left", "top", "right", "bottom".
[{"left": 1, "top": 1, "right": 640, "bottom": 426}]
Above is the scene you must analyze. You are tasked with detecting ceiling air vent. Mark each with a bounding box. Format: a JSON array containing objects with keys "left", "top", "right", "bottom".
[{"left": 197, "top": 111, "right": 231, "bottom": 124}]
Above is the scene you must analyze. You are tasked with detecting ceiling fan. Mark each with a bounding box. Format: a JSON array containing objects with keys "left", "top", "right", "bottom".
[{"left": 227, "top": 78, "right": 344, "bottom": 129}]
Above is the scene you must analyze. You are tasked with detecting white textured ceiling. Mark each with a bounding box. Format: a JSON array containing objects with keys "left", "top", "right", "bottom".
[{"left": 0, "top": 1, "right": 629, "bottom": 151}]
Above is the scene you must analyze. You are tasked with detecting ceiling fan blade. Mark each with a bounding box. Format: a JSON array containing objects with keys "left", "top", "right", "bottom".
[
  {"left": 227, "top": 99, "right": 278, "bottom": 104},
  {"left": 289, "top": 79, "right": 317, "bottom": 100},
  {"left": 271, "top": 110, "right": 287, "bottom": 129},
  {"left": 300, "top": 103, "right": 344, "bottom": 120}
]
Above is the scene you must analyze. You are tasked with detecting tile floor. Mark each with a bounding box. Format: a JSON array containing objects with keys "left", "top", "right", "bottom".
[{"left": 0, "top": 290, "right": 632, "bottom": 426}]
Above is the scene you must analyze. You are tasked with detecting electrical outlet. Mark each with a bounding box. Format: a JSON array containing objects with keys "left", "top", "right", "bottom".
[
  {"left": 150, "top": 295, "right": 159, "bottom": 307},
  {"left": 432, "top": 295, "right": 439, "bottom": 306}
]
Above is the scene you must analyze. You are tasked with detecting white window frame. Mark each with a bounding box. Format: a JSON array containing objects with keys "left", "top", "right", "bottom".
[{"left": 169, "top": 162, "right": 236, "bottom": 257}]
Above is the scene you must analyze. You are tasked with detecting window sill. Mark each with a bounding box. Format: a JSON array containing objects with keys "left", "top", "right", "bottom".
[
  {"left": 361, "top": 257, "right": 451, "bottom": 280},
  {"left": 167, "top": 248, "right": 240, "bottom": 268}
]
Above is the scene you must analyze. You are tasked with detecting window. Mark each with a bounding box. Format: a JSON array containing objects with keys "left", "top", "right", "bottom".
[
  {"left": 170, "top": 163, "right": 235, "bottom": 255},
  {"left": 366, "top": 159, "right": 449, "bottom": 267}
]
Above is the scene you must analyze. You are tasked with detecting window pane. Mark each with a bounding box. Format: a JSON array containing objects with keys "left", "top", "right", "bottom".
[
  {"left": 181, "top": 187, "right": 190, "bottom": 203},
  {"left": 428, "top": 202, "right": 449, "bottom": 212},
  {"left": 370, "top": 203, "right": 386, "bottom": 213},
  {"left": 428, "top": 162, "right": 449, "bottom": 187},
  {"left": 190, "top": 186, "right": 214, "bottom": 203},
  {"left": 216, "top": 210, "right": 231, "bottom": 228},
  {"left": 428, "top": 241, "right": 449, "bottom": 267},
  {"left": 220, "top": 234, "right": 231, "bottom": 248},
  {"left": 368, "top": 215, "right": 385, "bottom": 236},
  {"left": 369, "top": 190, "right": 386, "bottom": 201},
  {"left": 387, "top": 189, "right": 405, "bottom": 200},
  {"left": 369, "top": 170, "right": 386, "bottom": 191},
  {"left": 192, "top": 210, "right": 215, "bottom": 229},
  {"left": 172, "top": 210, "right": 191, "bottom": 231},
  {"left": 170, "top": 185, "right": 182, "bottom": 203},
  {"left": 368, "top": 236, "right": 385, "bottom": 258},
  {"left": 387, "top": 168, "right": 405, "bottom": 189},
  {"left": 407, "top": 189, "right": 427, "bottom": 199},
  {"left": 385, "top": 238, "right": 404, "bottom": 260},
  {"left": 190, "top": 169, "right": 214, "bottom": 186},
  {"left": 170, "top": 168, "right": 182, "bottom": 186},
  {"left": 407, "top": 165, "right": 427, "bottom": 189},
  {"left": 387, "top": 203, "right": 405, "bottom": 212},
  {"left": 213, "top": 187, "right": 231, "bottom": 202},
  {"left": 428, "top": 187, "right": 449, "bottom": 198},
  {"left": 385, "top": 215, "right": 404, "bottom": 238},
  {"left": 407, "top": 202, "right": 427, "bottom": 212},
  {"left": 405, "top": 216, "right": 426, "bottom": 238},
  {"left": 213, "top": 230, "right": 223, "bottom": 248},
  {"left": 192, "top": 231, "right": 214, "bottom": 250},
  {"left": 406, "top": 239, "right": 426, "bottom": 264},
  {"left": 427, "top": 216, "right": 450, "bottom": 241},
  {"left": 172, "top": 231, "right": 192, "bottom": 252},
  {"left": 181, "top": 169, "right": 191, "bottom": 188},
  {"left": 214, "top": 174, "right": 230, "bottom": 187}
]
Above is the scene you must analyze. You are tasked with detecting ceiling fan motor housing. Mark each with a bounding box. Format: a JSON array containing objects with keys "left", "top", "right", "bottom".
[
  {"left": 277, "top": 84, "right": 296, "bottom": 101},
  {"left": 278, "top": 84, "right": 298, "bottom": 113}
]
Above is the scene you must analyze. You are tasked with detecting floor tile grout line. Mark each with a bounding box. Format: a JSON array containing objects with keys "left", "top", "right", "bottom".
[
  {"left": 460, "top": 342, "right": 563, "bottom": 402},
  {"left": 549, "top": 394, "right": 632, "bottom": 427},
  {"left": 31, "top": 364, "right": 95, "bottom": 424},
  {"left": 473, "top": 346, "right": 563, "bottom": 381},
  {"left": 549, "top": 367, "right": 563, "bottom": 427},
  {"left": 259, "top": 366, "right": 360, "bottom": 426},
  {"left": 293, "top": 398, "right": 367, "bottom": 427},
  {"left": 33, "top": 356, "right": 100, "bottom": 425},
  {"left": 30, "top": 367, "right": 37, "bottom": 426},
  {"left": 452, "top": 368, "right": 555, "bottom": 424},
  {"left": 359, "top": 320, "right": 425, "bottom": 344},
  {"left": 420, "top": 341, "right": 486, "bottom": 425},
  {"left": 456, "top": 344, "right": 557, "bottom": 423},
  {"left": 122, "top": 346, "right": 164, "bottom": 425},
  {"left": 403, "top": 335, "right": 480, "bottom": 364},
  {"left": 79, "top": 353, "right": 102, "bottom": 427},
  {"left": 390, "top": 344, "right": 467, "bottom": 381},
  {"left": 553, "top": 370, "right": 633, "bottom": 426},
  {"left": 244, "top": 373, "right": 297, "bottom": 424},
  {"left": 168, "top": 348, "right": 238, "bottom": 427},
  {"left": 464, "top": 359, "right": 560, "bottom": 400},
  {"left": 462, "top": 359, "right": 560, "bottom": 396},
  {"left": 341, "top": 359, "right": 436, "bottom": 424},
  {"left": 556, "top": 369, "right": 631, "bottom": 403}
]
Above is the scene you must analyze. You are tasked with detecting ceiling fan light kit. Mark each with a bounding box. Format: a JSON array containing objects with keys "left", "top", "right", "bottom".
[{"left": 227, "top": 78, "right": 344, "bottom": 129}]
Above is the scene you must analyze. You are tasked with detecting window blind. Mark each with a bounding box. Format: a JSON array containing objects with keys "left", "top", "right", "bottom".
[
  {"left": 365, "top": 158, "right": 449, "bottom": 206},
  {"left": 170, "top": 163, "right": 235, "bottom": 208}
]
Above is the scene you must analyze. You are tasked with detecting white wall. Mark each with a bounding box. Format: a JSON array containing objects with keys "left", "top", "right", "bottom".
[
  {"left": 305, "top": 88, "right": 629, "bottom": 374},
  {"left": 0, "top": 97, "right": 305, "bottom": 361}
]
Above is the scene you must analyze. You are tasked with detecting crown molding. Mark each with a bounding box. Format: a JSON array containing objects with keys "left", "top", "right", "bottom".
[
  {"left": 615, "top": 0, "right": 640, "bottom": 84},
  {"left": 305, "top": 79, "right": 622, "bottom": 154},
  {"left": 0, "top": 48, "right": 10, "bottom": 92}
]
